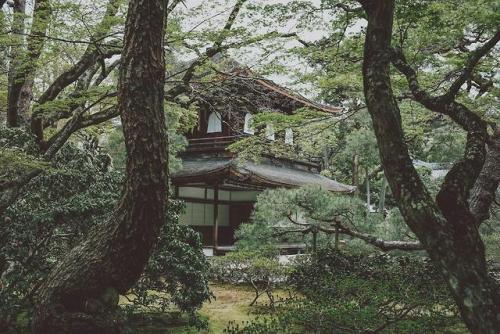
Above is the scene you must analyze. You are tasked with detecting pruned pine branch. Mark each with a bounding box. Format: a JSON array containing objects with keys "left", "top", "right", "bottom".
[
  {"left": 285, "top": 213, "right": 423, "bottom": 251},
  {"left": 332, "top": 221, "right": 423, "bottom": 251}
]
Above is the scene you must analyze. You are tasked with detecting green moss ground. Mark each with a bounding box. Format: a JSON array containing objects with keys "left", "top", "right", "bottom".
[{"left": 130, "top": 283, "right": 270, "bottom": 333}]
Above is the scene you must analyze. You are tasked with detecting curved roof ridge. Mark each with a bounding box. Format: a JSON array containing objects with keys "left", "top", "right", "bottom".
[{"left": 225, "top": 67, "right": 343, "bottom": 114}]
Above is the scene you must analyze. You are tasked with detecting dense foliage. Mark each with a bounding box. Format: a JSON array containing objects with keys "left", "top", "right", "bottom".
[
  {"left": 126, "top": 199, "right": 213, "bottom": 314},
  {"left": 225, "top": 249, "right": 461, "bottom": 334},
  {"left": 211, "top": 248, "right": 290, "bottom": 309},
  {"left": 0, "top": 128, "right": 211, "bottom": 332}
]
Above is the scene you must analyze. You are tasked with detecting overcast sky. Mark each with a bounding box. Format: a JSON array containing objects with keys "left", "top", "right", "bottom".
[
  {"left": 1, "top": 0, "right": 363, "bottom": 100},
  {"left": 174, "top": 0, "right": 331, "bottom": 96},
  {"left": 175, "top": 0, "right": 365, "bottom": 99}
]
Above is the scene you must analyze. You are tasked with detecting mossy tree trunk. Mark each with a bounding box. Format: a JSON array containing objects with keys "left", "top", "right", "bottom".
[
  {"left": 7, "top": 0, "right": 26, "bottom": 127},
  {"left": 32, "top": 0, "right": 168, "bottom": 332},
  {"left": 7, "top": 0, "right": 50, "bottom": 127},
  {"left": 359, "top": 1, "right": 499, "bottom": 333}
]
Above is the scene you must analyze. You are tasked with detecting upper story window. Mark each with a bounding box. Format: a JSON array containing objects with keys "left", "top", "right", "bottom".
[
  {"left": 285, "top": 128, "right": 293, "bottom": 145},
  {"left": 207, "top": 111, "right": 222, "bottom": 133},
  {"left": 266, "top": 123, "right": 275, "bottom": 140},
  {"left": 243, "top": 113, "right": 254, "bottom": 134}
]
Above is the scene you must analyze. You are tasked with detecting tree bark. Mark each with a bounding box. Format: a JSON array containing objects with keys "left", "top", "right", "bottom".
[
  {"left": 7, "top": 0, "right": 26, "bottom": 127},
  {"left": 32, "top": 0, "right": 168, "bottom": 332},
  {"left": 469, "top": 129, "right": 500, "bottom": 223},
  {"left": 7, "top": 0, "right": 50, "bottom": 128},
  {"left": 358, "top": 1, "right": 500, "bottom": 332}
]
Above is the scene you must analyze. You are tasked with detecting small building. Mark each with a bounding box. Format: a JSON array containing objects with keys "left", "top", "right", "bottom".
[{"left": 171, "top": 68, "right": 355, "bottom": 254}]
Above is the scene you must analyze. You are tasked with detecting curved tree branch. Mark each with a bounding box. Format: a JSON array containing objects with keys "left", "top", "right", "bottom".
[
  {"left": 76, "top": 105, "right": 119, "bottom": 130},
  {"left": 360, "top": 1, "right": 499, "bottom": 331},
  {"left": 165, "top": 0, "right": 247, "bottom": 100},
  {"left": 1, "top": 99, "right": 119, "bottom": 216},
  {"left": 285, "top": 213, "right": 423, "bottom": 251},
  {"left": 31, "top": 45, "right": 121, "bottom": 141},
  {"left": 30, "top": 0, "right": 123, "bottom": 142},
  {"left": 391, "top": 47, "right": 490, "bottom": 225}
]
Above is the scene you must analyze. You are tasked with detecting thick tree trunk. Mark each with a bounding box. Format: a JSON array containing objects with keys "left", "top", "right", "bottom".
[
  {"left": 469, "top": 129, "right": 500, "bottom": 223},
  {"left": 7, "top": 0, "right": 50, "bottom": 128},
  {"left": 32, "top": 0, "right": 168, "bottom": 332},
  {"left": 359, "top": 1, "right": 500, "bottom": 333},
  {"left": 7, "top": 0, "right": 26, "bottom": 127}
]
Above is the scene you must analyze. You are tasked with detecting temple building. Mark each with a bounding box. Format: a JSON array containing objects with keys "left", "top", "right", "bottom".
[{"left": 171, "top": 68, "right": 355, "bottom": 254}]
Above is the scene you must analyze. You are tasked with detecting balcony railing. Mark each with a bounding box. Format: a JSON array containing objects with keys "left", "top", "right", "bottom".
[
  {"left": 185, "top": 135, "right": 247, "bottom": 153},
  {"left": 184, "top": 135, "right": 323, "bottom": 172}
]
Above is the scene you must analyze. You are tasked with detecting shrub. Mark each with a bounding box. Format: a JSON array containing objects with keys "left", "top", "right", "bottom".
[
  {"left": 124, "top": 201, "right": 213, "bottom": 316},
  {"left": 211, "top": 249, "right": 291, "bottom": 308},
  {"left": 0, "top": 131, "right": 211, "bottom": 332},
  {"left": 225, "top": 249, "right": 462, "bottom": 333}
]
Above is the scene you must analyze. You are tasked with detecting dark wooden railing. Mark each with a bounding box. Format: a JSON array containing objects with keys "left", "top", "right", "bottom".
[
  {"left": 185, "top": 135, "right": 247, "bottom": 153},
  {"left": 184, "top": 135, "right": 323, "bottom": 172}
]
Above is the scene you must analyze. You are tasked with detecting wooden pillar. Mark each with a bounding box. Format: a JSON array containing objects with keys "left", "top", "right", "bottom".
[
  {"left": 213, "top": 185, "right": 219, "bottom": 252},
  {"left": 378, "top": 176, "right": 387, "bottom": 213}
]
